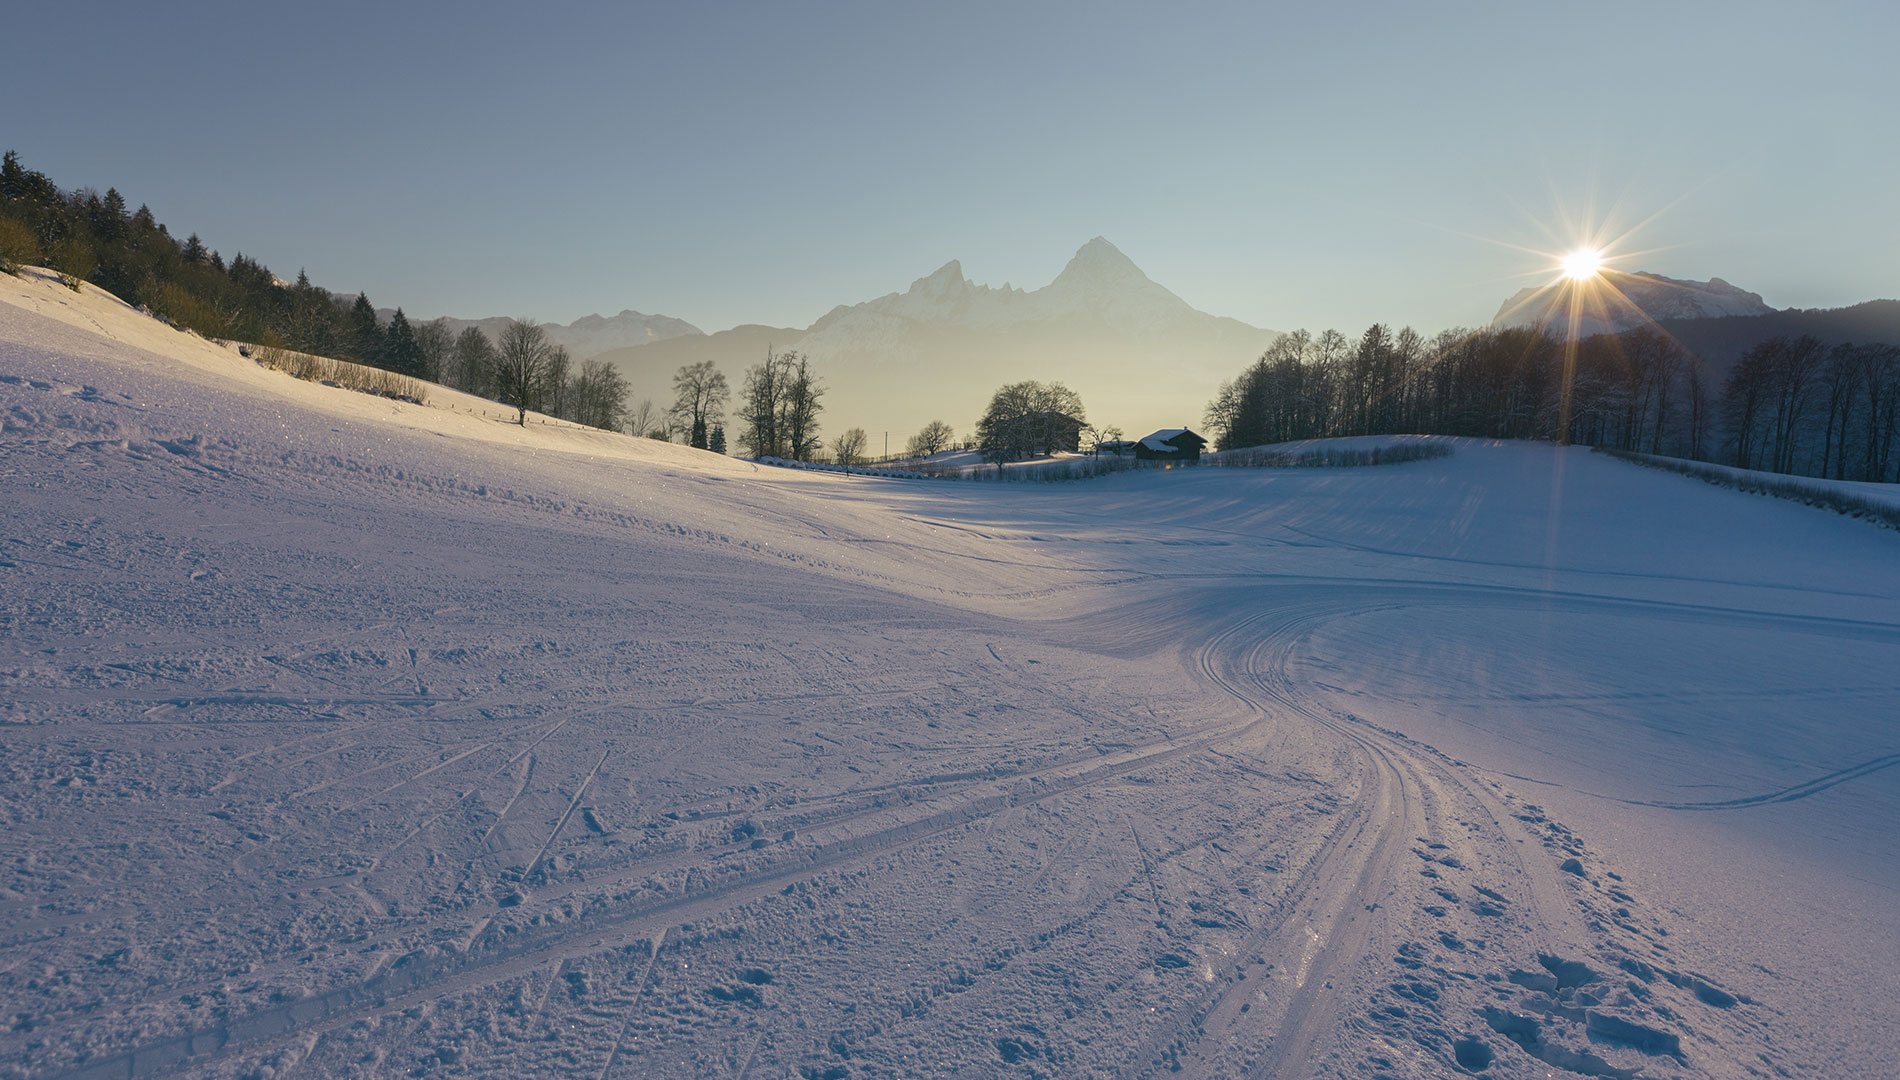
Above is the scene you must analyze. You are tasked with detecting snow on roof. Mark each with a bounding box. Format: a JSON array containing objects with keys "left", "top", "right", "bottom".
[{"left": 1140, "top": 428, "right": 1190, "bottom": 451}]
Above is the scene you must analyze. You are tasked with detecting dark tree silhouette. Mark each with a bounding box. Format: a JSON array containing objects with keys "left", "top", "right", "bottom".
[
  {"left": 738, "top": 349, "right": 824, "bottom": 459},
  {"left": 905, "top": 420, "right": 955, "bottom": 458},
  {"left": 1202, "top": 322, "right": 1894, "bottom": 483},
  {"left": 669, "top": 360, "right": 730, "bottom": 450},
  {"left": 494, "top": 319, "right": 552, "bottom": 425},
  {"left": 976, "top": 381, "right": 1086, "bottom": 462}
]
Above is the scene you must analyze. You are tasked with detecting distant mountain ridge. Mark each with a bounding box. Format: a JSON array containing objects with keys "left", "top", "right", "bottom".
[
  {"left": 1492, "top": 271, "right": 1774, "bottom": 337},
  {"left": 372, "top": 306, "right": 704, "bottom": 357},
  {"left": 1490, "top": 270, "right": 1900, "bottom": 375},
  {"left": 1641, "top": 299, "right": 1900, "bottom": 371},
  {"left": 806, "top": 237, "right": 1217, "bottom": 339},
  {"left": 591, "top": 237, "right": 1279, "bottom": 440}
]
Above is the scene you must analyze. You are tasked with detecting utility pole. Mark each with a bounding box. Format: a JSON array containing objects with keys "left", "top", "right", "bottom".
[{"left": 884, "top": 431, "right": 889, "bottom": 460}]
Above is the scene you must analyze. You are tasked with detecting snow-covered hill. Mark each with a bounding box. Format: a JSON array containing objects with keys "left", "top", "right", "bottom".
[
  {"left": 1493, "top": 270, "right": 1775, "bottom": 337},
  {"left": 4, "top": 268, "right": 1897, "bottom": 1079}
]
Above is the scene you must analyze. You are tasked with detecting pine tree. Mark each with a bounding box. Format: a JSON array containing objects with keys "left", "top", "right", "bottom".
[
  {"left": 349, "top": 293, "right": 381, "bottom": 365},
  {"left": 98, "top": 188, "right": 127, "bottom": 242},
  {"left": 183, "top": 233, "right": 206, "bottom": 263},
  {"left": 0, "top": 151, "right": 25, "bottom": 201},
  {"left": 709, "top": 423, "right": 727, "bottom": 454},
  {"left": 384, "top": 308, "right": 423, "bottom": 377}
]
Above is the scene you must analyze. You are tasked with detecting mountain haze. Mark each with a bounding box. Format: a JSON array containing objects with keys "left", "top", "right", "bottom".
[{"left": 593, "top": 238, "right": 1279, "bottom": 444}]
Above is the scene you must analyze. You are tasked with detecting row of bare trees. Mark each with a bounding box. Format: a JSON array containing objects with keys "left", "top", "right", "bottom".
[
  {"left": 737, "top": 349, "right": 825, "bottom": 459},
  {"left": 463, "top": 319, "right": 628, "bottom": 429},
  {"left": 1723, "top": 337, "right": 1898, "bottom": 480},
  {"left": 1205, "top": 324, "right": 1900, "bottom": 482}
]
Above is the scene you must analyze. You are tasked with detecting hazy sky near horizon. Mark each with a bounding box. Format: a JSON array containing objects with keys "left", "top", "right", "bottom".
[{"left": 6, "top": 1, "right": 1896, "bottom": 335}]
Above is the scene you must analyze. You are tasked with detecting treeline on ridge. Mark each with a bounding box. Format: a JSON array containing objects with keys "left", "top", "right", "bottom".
[
  {"left": 0, "top": 150, "right": 638, "bottom": 435},
  {"left": 0, "top": 150, "right": 424, "bottom": 373},
  {"left": 1205, "top": 323, "right": 1899, "bottom": 482}
]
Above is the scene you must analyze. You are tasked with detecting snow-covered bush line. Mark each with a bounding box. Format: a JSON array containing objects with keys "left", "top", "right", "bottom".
[
  {"left": 958, "top": 455, "right": 1148, "bottom": 482},
  {"left": 755, "top": 456, "right": 934, "bottom": 479},
  {"left": 1595, "top": 447, "right": 1900, "bottom": 530},
  {"left": 756, "top": 454, "right": 1133, "bottom": 482},
  {"left": 759, "top": 441, "right": 1453, "bottom": 482},
  {"left": 253, "top": 345, "right": 428, "bottom": 405},
  {"left": 1204, "top": 443, "right": 1455, "bottom": 469}
]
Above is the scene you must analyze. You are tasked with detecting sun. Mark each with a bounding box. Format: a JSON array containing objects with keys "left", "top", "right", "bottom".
[{"left": 1561, "top": 248, "right": 1604, "bottom": 281}]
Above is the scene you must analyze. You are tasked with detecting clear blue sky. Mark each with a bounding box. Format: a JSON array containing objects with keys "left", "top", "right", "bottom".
[{"left": 6, "top": 1, "right": 1895, "bottom": 334}]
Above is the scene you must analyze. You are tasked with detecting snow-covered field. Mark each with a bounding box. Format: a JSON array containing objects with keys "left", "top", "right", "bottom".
[{"left": 3, "top": 269, "right": 1896, "bottom": 1079}]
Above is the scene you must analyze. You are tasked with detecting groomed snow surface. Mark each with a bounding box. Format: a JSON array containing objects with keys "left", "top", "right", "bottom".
[{"left": 3, "top": 268, "right": 1896, "bottom": 1079}]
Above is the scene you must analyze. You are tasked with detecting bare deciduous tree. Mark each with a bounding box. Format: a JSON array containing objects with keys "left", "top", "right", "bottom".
[
  {"left": 568, "top": 359, "right": 630, "bottom": 431},
  {"left": 669, "top": 360, "right": 730, "bottom": 450},
  {"left": 539, "top": 345, "right": 572, "bottom": 419},
  {"left": 905, "top": 420, "right": 955, "bottom": 459},
  {"left": 831, "top": 427, "right": 867, "bottom": 467},
  {"left": 781, "top": 352, "right": 824, "bottom": 461},
  {"left": 451, "top": 326, "right": 496, "bottom": 397},
  {"left": 413, "top": 318, "right": 454, "bottom": 384},
  {"left": 738, "top": 349, "right": 785, "bottom": 457},
  {"left": 739, "top": 349, "right": 824, "bottom": 460},
  {"left": 494, "top": 318, "right": 551, "bottom": 425},
  {"left": 626, "top": 398, "right": 663, "bottom": 439},
  {"left": 976, "top": 381, "right": 1086, "bottom": 462}
]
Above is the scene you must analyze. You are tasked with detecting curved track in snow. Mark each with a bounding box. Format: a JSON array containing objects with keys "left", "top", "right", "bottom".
[{"left": 35, "top": 587, "right": 1827, "bottom": 1080}]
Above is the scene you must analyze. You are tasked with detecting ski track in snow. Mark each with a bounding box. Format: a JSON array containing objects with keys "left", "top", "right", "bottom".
[{"left": 2, "top": 270, "right": 1898, "bottom": 1078}]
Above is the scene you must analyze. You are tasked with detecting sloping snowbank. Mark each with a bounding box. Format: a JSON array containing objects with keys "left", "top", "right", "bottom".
[
  {"left": 1597, "top": 445, "right": 1900, "bottom": 526},
  {"left": 0, "top": 265, "right": 760, "bottom": 477}
]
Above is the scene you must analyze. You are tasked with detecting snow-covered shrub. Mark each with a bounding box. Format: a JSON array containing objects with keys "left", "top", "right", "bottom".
[
  {"left": 0, "top": 214, "right": 37, "bottom": 275},
  {"left": 255, "top": 345, "right": 428, "bottom": 405}
]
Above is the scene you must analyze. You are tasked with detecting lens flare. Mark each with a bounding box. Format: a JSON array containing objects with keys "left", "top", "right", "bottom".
[{"left": 1561, "top": 248, "right": 1604, "bottom": 280}]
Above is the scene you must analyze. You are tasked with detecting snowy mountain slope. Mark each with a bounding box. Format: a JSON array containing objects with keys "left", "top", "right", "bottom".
[
  {"left": 3, "top": 271, "right": 1897, "bottom": 1079},
  {"left": 1493, "top": 270, "right": 1775, "bottom": 337},
  {"left": 592, "top": 237, "right": 1277, "bottom": 444}
]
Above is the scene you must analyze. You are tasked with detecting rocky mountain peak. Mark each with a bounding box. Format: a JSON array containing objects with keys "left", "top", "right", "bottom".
[
  {"left": 1054, "top": 236, "right": 1145, "bottom": 283},
  {"left": 909, "top": 260, "right": 969, "bottom": 298}
]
